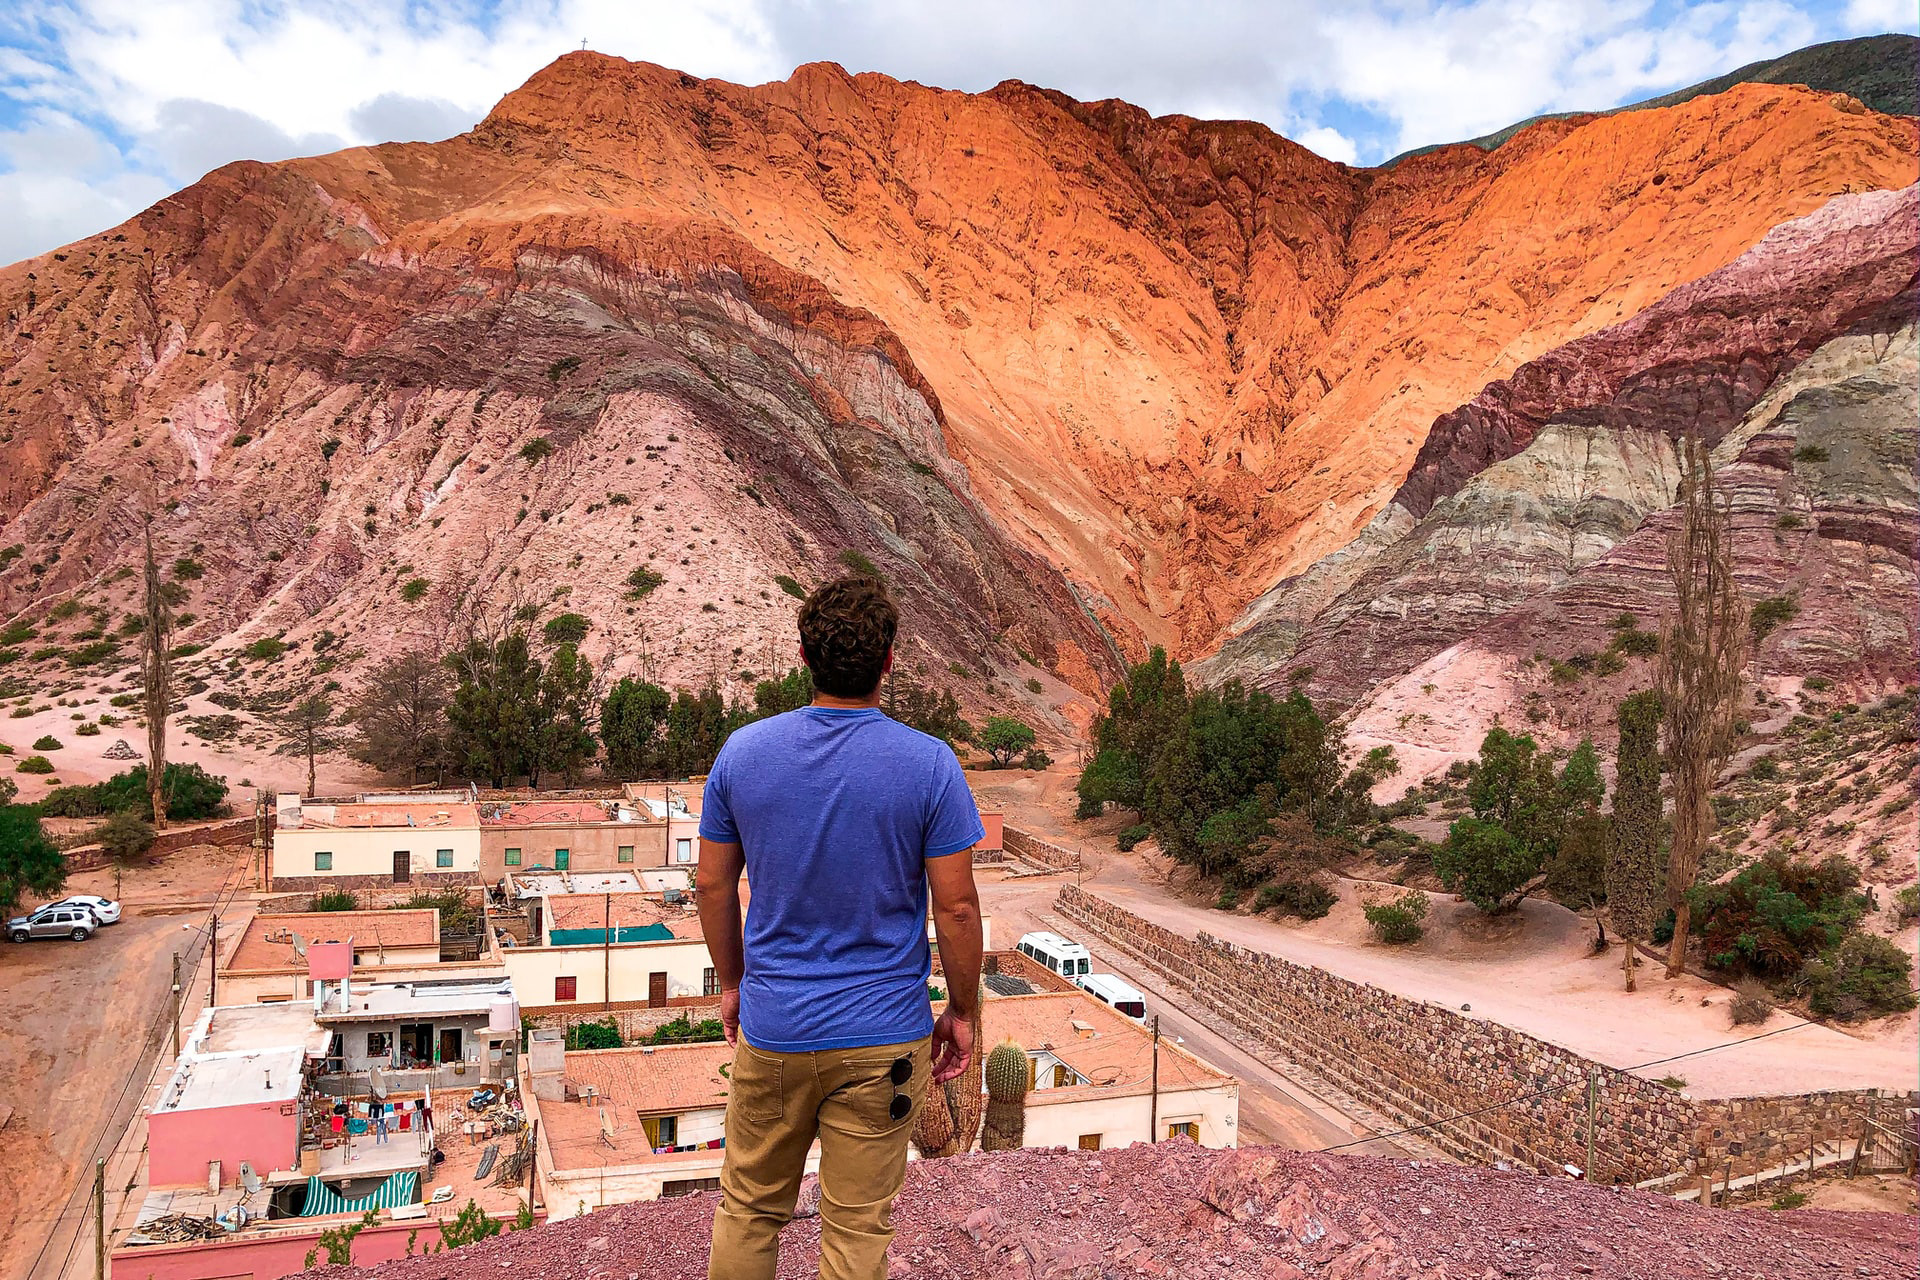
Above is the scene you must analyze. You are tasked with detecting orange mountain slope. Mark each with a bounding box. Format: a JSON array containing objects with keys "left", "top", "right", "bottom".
[{"left": 0, "top": 56, "right": 1914, "bottom": 677}]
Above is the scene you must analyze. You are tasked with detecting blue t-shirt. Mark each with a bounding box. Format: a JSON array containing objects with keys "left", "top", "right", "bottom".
[{"left": 699, "top": 706, "right": 984, "bottom": 1052}]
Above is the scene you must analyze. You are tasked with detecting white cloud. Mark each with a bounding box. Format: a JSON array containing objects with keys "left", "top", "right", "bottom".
[{"left": 0, "top": 0, "right": 1895, "bottom": 263}]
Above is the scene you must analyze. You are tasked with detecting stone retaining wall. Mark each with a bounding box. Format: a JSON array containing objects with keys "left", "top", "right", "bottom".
[
  {"left": 522, "top": 996, "right": 722, "bottom": 1042},
  {"left": 265, "top": 870, "right": 478, "bottom": 894},
  {"left": 63, "top": 816, "right": 255, "bottom": 872},
  {"left": 1056, "top": 885, "right": 1913, "bottom": 1184},
  {"left": 1004, "top": 827, "right": 1081, "bottom": 873}
]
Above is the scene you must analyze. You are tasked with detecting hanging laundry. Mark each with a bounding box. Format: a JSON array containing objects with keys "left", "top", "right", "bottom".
[{"left": 330, "top": 1115, "right": 345, "bottom": 1134}]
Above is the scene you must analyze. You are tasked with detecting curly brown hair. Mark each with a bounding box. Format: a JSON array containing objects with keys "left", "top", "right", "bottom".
[{"left": 798, "top": 575, "right": 898, "bottom": 698}]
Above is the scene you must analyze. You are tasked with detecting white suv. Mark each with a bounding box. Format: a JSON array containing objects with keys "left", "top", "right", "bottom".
[{"left": 8, "top": 905, "right": 98, "bottom": 942}]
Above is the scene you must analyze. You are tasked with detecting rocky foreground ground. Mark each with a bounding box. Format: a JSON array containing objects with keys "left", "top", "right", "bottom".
[{"left": 327, "top": 1143, "right": 1917, "bottom": 1279}]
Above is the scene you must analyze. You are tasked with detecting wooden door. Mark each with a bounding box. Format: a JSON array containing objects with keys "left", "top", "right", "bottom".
[
  {"left": 648, "top": 972, "right": 668, "bottom": 1007},
  {"left": 392, "top": 851, "right": 411, "bottom": 883}
]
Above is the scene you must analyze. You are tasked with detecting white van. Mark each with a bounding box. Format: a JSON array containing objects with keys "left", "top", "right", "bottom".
[
  {"left": 1015, "top": 930, "right": 1092, "bottom": 980},
  {"left": 1077, "top": 972, "right": 1147, "bottom": 1021}
]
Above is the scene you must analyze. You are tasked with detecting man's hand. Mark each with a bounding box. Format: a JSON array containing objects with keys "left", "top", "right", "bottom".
[
  {"left": 720, "top": 987, "right": 740, "bottom": 1047},
  {"left": 929, "top": 1006, "right": 974, "bottom": 1084}
]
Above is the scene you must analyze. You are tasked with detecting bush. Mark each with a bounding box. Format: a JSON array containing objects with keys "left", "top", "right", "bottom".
[
  {"left": 837, "top": 548, "right": 881, "bottom": 579},
  {"left": 310, "top": 889, "right": 360, "bottom": 912},
  {"left": 1026, "top": 677, "right": 1043, "bottom": 694},
  {"left": 625, "top": 565, "right": 665, "bottom": 599},
  {"left": 1020, "top": 748, "right": 1052, "bottom": 771},
  {"left": 97, "top": 810, "right": 155, "bottom": 862},
  {"left": 546, "top": 356, "right": 581, "bottom": 383},
  {"left": 1215, "top": 887, "right": 1241, "bottom": 911},
  {"left": 31, "top": 735, "right": 61, "bottom": 751},
  {"left": 1894, "top": 885, "right": 1920, "bottom": 927},
  {"left": 564, "top": 1018, "right": 623, "bottom": 1050},
  {"left": 1750, "top": 596, "right": 1799, "bottom": 640},
  {"left": 543, "top": 612, "right": 590, "bottom": 645},
  {"left": 400, "top": 577, "right": 430, "bottom": 603},
  {"left": 773, "top": 574, "right": 806, "bottom": 599},
  {"left": 74, "top": 722, "right": 100, "bottom": 736},
  {"left": 1791, "top": 444, "right": 1829, "bottom": 463},
  {"left": 519, "top": 436, "right": 554, "bottom": 463},
  {"left": 91, "top": 762, "right": 230, "bottom": 821},
  {"left": 1801, "top": 935, "right": 1916, "bottom": 1020},
  {"left": 1116, "top": 824, "right": 1150, "bottom": 852},
  {"left": 1728, "top": 979, "right": 1774, "bottom": 1026},
  {"left": 1688, "top": 852, "right": 1870, "bottom": 978},
  {"left": 1255, "top": 878, "right": 1337, "bottom": 920},
  {"left": 243, "top": 637, "right": 287, "bottom": 661},
  {"left": 16, "top": 755, "right": 54, "bottom": 774},
  {"left": 645, "top": 1014, "right": 725, "bottom": 1045},
  {"left": 171, "top": 556, "right": 204, "bottom": 580},
  {"left": 1364, "top": 892, "right": 1430, "bottom": 944}
]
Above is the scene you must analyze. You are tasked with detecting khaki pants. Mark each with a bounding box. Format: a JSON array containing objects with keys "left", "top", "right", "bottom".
[{"left": 709, "top": 1035, "right": 931, "bottom": 1280}]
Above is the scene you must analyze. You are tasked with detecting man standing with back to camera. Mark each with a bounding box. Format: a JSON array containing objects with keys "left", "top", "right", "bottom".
[{"left": 697, "top": 574, "right": 985, "bottom": 1280}]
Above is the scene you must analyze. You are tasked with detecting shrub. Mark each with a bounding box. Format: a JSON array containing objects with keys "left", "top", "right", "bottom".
[
  {"left": 1768, "top": 1191, "right": 1809, "bottom": 1211},
  {"left": 837, "top": 548, "right": 881, "bottom": 579},
  {"left": 1688, "top": 852, "right": 1870, "bottom": 978},
  {"left": 1775, "top": 512, "right": 1805, "bottom": 530},
  {"left": 1653, "top": 1075, "right": 1687, "bottom": 1090},
  {"left": 66, "top": 640, "right": 120, "bottom": 667},
  {"left": 1791, "top": 444, "right": 1829, "bottom": 464},
  {"left": 1364, "top": 891, "right": 1430, "bottom": 944},
  {"left": 1748, "top": 754, "right": 1780, "bottom": 781},
  {"left": 519, "top": 436, "right": 554, "bottom": 463},
  {"left": 546, "top": 356, "right": 581, "bottom": 383},
  {"left": 1255, "top": 879, "right": 1337, "bottom": 920},
  {"left": 1116, "top": 824, "right": 1150, "bottom": 852},
  {"left": 91, "top": 762, "right": 229, "bottom": 821},
  {"left": 1728, "top": 979, "right": 1774, "bottom": 1027},
  {"left": 31, "top": 735, "right": 61, "bottom": 751},
  {"left": 320, "top": 437, "right": 341, "bottom": 460},
  {"left": 243, "top": 637, "right": 287, "bottom": 661},
  {"left": 1215, "top": 887, "right": 1241, "bottom": 911},
  {"left": 1801, "top": 935, "right": 1916, "bottom": 1020},
  {"left": 438, "top": 1198, "right": 503, "bottom": 1250},
  {"left": 543, "top": 612, "right": 590, "bottom": 645},
  {"left": 97, "top": 810, "right": 156, "bottom": 862},
  {"left": 310, "top": 889, "right": 360, "bottom": 912},
  {"left": 645, "top": 1014, "right": 725, "bottom": 1045},
  {"left": 1020, "top": 748, "right": 1052, "bottom": 771},
  {"left": 400, "top": 577, "right": 430, "bottom": 603},
  {"left": 74, "top": 722, "right": 100, "bottom": 736},
  {"left": 1750, "top": 596, "right": 1799, "bottom": 640},
  {"left": 171, "top": 555, "right": 204, "bottom": 580},
  {"left": 774, "top": 574, "right": 806, "bottom": 599},
  {"left": 16, "top": 755, "right": 54, "bottom": 773},
  {"left": 625, "top": 565, "right": 664, "bottom": 598},
  {"left": 1026, "top": 677, "right": 1043, "bottom": 694},
  {"left": 1894, "top": 885, "right": 1920, "bottom": 927},
  {"left": 564, "top": 1018, "right": 623, "bottom": 1050}
]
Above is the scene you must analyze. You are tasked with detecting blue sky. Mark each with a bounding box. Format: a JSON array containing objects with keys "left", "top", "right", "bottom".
[{"left": 0, "top": 0, "right": 1912, "bottom": 264}]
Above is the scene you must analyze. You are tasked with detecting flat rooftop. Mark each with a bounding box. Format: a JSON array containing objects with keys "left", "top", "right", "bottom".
[
  {"left": 480, "top": 800, "right": 646, "bottom": 827},
  {"left": 156, "top": 1044, "right": 309, "bottom": 1113},
  {"left": 189, "top": 1001, "right": 335, "bottom": 1057},
  {"left": 282, "top": 801, "right": 480, "bottom": 831},
  {"left": 512, "top": 871, "right": 645, "bottom": 897},
  {"left": 227, "top": 909, "right": 441, "bottom": 970},
  {"left": 543, "top": 894, "right": 702, "bottom": 941},
  {"left": 315, "top": 978, "right": 514, "bottom": 1024},
  {"left": 545, "top": 1041, "right": 734, "bottom": 1170},
  {"left": 984, "top": 992, "right": 1233, "bottom": 1103}
]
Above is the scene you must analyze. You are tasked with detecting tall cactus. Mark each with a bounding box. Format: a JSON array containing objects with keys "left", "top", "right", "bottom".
[
  {"left": 911, "top": 987, "right": 985, "bottom": 1158},
  {"left": 980, "top": 1038, "right": 1029, "bottom": 1152}
]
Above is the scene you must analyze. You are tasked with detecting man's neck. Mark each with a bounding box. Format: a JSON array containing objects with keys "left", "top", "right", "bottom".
[{"left": 811, "top": 692, "right": 881, "bottom": 711}]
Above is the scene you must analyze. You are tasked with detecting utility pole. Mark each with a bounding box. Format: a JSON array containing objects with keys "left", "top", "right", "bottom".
[
  {"left": 171, "top": 952, "right": 182, "bottom": 1059},
  {"left": 527, "top": 1118, "right": 540, "bottom": 1212},
  {"left": 93, "top": 1156, "right": 106, "bottom": 1280},
  {"left": 1585, "top": 1070, "right": 1598, "bottom": 1181},
  {"left": 1148, "top": 1015, "right": 1160, "bottom": 1144},
  {"left": 602, "top": 892, "right": 611, "bottom": 1007},
  {"left": 208, "top": 913, "right": 219, "bottom": 1007}
]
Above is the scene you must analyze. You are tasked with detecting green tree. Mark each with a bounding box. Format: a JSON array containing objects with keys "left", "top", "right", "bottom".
[
  {"left": 881, "top": 671, "right": 975, "bottom": 745},
  {"left": 980, "top": 716, "right": 1036, "bottom": 768},
  {"left": 97, "top": 810, "right": 156, "bottom": 863},
  {"left": 1608, "top": 690, "right": 1665, "bottom": 984},
  {"left": 752, "top": 667, "right": 813, "bottom": 718},
  {"left": 1434, "top": 816, "right": 1535, "bottom": 913},
  {"left": 1077, "top": 647, "right": 1188, "bottom": 816},
  {"left": 94, "top": 763, "right": 228, "bottom": 821},
  {"left": 445, "top": 629, "right": 542, "bottom": 787},
  {"left": 274, "top": 692, "right": 341, "bottom": 796},
  {"left": 0, "top": 804, "right": 64, "bottom": 912},
  {"left": 600, "top": 677, "right": 670, "bottom": 779},
  {"left": 528, "top": 644, "right": 596, "bottom": 787},
  {"left": 662, "top": 685, "right": 743, "bottom": 777}
]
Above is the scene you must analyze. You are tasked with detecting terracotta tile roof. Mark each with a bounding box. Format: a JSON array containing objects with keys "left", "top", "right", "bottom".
[
  {"left": 544, "top": 895, "right": 704, "bottom": 940},
  {"left": 226, "top": 910, "right": 441, "bottom": 970},
  {"left": 479, "top": 801, "right": 626, "bottom": 827},
  {"left": 545, "top": 1042, "right": 733, "bottom": 1168},
  {"left": 982, "top": 992, "right": 1232, "bottom": 1101}
]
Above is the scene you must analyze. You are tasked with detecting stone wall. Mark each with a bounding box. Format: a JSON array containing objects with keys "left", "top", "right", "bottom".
[
  {"left": 63, "top": 816, "right": 255, "bottom": 872},
  {"left": 1056, "top": 885, "right": 1913, "bottom": 1184},
  {"left": 1005, "top": 827, "right": 1081, "bottom": 873},
  {"left": 522, "top": 996, "right": 723, "bottom": 1042},
  {"left": 267, "top": 869, "right": 477, "bottom": 893},
  {"left": 254, "top": 884, "right": 486, "bottom": 914}
]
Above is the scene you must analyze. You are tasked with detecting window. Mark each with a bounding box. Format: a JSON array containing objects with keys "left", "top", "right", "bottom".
[
  {"left": 1077, "top": 1134, "right": 1102, "bottom": 1151},
  {"left": 554, "top": 848, "right": 570, "bottom": 870},
  {"left": 1167, "top": 1121, "right": 1199, "bottom": 1142},
  {"left": 435, "top": 848, "right": 454, "bottom": 868},
  {"left": 1052, "top": 1064, "right": 1073, "bottom": 1089},
  {"left": 367, "top": 1031, "right": 392, "bottom": 1058},
  {"left": 702, "top": 967, "right": 720, "bottom": 996},
  {"left": 1078, "top": 959, "right": 1091, "bottom": 975},
  {"left": 675, "top": 838, "right": 693, "bottom": 864},
  {"left": 618, "top": 845, "right": 635, "bottom": 864},
  {"left": 641, "top": 1115, "right": 679, "bottom": 1149},
  {"left": 314, "top": 851, "right": 333, "bottom": 871},
  {"left": 555, "top": 976, "right": 578, "bottom": 1002},
  {"left": 504, "top": 847, "right": 522, "bottom": 867}
]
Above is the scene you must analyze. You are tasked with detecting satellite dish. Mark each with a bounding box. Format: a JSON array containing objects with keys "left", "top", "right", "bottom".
[{"left": 290, "top": 932, "right": 309, "bottom": 958}]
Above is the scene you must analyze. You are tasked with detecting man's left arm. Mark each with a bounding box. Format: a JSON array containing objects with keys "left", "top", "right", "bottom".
[{"left": 696, "top": 838, "right": 747, "bottom": 1045}]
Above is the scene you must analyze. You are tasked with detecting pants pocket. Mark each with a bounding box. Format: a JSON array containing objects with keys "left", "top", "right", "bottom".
[
  {"left": 844, "top": 1047, "right": 928, "bottom": 1136},
  {"left": 733, "top": 1041, "right": 786, "bottom": 1125}
]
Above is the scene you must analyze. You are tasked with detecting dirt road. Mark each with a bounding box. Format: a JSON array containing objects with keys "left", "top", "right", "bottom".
[{"left": 0, "top": 844, "right": 254, "bottom": 1280}]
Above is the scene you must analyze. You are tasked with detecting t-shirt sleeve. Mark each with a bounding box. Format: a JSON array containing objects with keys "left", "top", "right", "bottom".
[
  {"left": 923, "top": 746, "right": 986, "bottom": 859},
  {"left": 698, "top": 746, "right": 738, "bottom": 843}
]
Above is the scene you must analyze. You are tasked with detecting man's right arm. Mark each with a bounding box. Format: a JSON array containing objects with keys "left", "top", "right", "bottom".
[{"left": 926, "top": 851, "right": 983, "bottom": 1082}]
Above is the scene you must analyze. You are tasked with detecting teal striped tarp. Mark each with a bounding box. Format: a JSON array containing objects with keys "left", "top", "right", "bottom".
[
  {"left": 548, "top": 923, "right": 674, "bottom": 945},
  {"left": 299, "top": 1171, "right": 418, "bottom": 1217}
]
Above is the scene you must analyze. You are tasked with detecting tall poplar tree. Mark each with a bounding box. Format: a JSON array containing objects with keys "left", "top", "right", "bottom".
[{"left": 1608, "top": 689, "right": 1664, "bottom": 990}]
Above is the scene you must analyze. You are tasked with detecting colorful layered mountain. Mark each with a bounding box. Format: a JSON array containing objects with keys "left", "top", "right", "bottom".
[{"left": 0, "top": 49, "right": 1914, "bottom": 725}]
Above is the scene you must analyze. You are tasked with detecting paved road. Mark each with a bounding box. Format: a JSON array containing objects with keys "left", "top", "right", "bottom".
[{"left": 979, "top": 865, "right": 1407, "bottom": 1155}]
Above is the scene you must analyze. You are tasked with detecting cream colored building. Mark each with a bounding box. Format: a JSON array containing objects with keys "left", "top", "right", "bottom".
[
  {"left": 217, "top": 908, "right": 510, "bottom": 1006},
  {"left": 502, "top": 890, "right": 714, "bottom": 1010},
  {"left": 271, "top": 793, "right": 481, "bottom": 891}
]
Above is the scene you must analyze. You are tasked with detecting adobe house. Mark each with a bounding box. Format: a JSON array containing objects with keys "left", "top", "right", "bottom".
[{"left": 270, "top": 792, "right": 481, "bottom": 891}]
